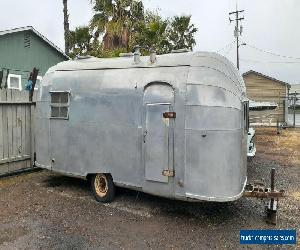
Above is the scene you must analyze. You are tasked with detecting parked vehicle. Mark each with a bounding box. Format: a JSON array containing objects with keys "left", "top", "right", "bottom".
[
  {"left": 247, "top": 128, "right": 256, "bottom": 158},
  {"left": 35, "top": 51, "right": 249, "bottom": 203}
]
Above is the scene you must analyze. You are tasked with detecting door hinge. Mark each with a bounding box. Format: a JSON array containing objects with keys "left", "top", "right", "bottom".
[{"left": 162, "top": 170, "right": 175, "bottom": 177}]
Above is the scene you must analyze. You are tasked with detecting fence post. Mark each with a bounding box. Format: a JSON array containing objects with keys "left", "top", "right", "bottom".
[{"left": 293, "top": 92, "right": 296, "bottom": 127}]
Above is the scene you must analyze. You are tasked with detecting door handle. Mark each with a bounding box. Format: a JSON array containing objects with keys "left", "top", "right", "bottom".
[
  {"left": 143, "top": 130, "right": 147, "bottom": 143},
  {"left": 163, "top": 112, "right": 176, "bottom": 118}
]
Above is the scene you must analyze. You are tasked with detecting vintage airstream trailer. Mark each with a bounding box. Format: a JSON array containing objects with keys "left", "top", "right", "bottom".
[{"left": 35, "top": 51, "right": 248, "bottom": 203}]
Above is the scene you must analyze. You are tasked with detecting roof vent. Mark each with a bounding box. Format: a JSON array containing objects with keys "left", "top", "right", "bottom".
[
  {"left": 171, "top": 48, "right": 190, "bottom": 54},
  {"left": 149, "top": 48, "right": 157, "bottom": 64},
  {"left": 24, "top": 32, "right": 31, "bottom": 48},
  {"left": 133, "top": 46, "right": 141, "bottom": 64}
]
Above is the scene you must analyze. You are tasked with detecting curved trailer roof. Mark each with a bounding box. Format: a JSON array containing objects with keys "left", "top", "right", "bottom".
[{"left": 47, "top": 52, "right": 246, "bottom": 95}]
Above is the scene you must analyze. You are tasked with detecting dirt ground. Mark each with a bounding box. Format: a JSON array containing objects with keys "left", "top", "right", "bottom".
[{"left": 0, "top": 127, "right": 299, "bottom": 249}]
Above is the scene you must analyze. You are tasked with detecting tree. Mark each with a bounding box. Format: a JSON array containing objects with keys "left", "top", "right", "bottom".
[
  {"left": 130, "top": 11, "right": 170, "bottom": 54},
  {"left": 63, "top": 0, "right": 70, "bottom": 55},
  {"left": 69, "top": 26, "right": 93, "bottom": 58},
  {"left": 168, "top": 15, "right": 198, "bottom": 51},
  {"left": 71, "top": 1, "right": 198, "bottom": 58},
  {"left": 90, "top": 0, "right": 144, "bottom": 50}
]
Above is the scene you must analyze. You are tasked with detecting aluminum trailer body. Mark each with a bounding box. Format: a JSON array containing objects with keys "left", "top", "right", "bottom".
[{"left": 35, "top": 51, "right": 248, "bottom": 202}]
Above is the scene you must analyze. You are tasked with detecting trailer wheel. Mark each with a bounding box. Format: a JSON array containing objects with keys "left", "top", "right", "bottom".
[{"left": 91, "top": 173, "right": 115, "bottom": 203}]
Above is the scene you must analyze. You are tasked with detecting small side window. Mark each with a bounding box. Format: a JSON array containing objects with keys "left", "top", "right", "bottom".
[
  {"left": 50, "top": 92, "right": 70, "bottom": 119},
  {"left": 8, "top": 74, "right": 22, "bottom": 90}
]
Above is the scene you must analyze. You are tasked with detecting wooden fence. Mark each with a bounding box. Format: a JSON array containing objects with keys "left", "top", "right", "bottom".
[{"left": 0, "top": 89, "right": 36, "bottom": 175}]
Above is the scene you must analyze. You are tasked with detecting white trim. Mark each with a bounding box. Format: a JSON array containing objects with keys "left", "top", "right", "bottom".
[
  {"left": 34, "top": 76, "right": 43, "bottom": 90},
  {"left": 7, "top": 74, "right": 22, "bottom": 90}
]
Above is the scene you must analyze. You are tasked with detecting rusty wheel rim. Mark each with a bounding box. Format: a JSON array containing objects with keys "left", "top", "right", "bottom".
[{"left": 94, "top": 174, "right": 108, "bottom": 197}]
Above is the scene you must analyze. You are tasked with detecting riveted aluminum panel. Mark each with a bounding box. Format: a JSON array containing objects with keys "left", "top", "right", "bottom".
[
  {"left": 186, "top": 84, "right": 242, "bottom": 109},
  {"left": 185, "top": 129, "right": 246, "bottom": 200},
  {"left": 185, "top": 106, "right": 242, "bottom": 131},
  {"left": 35, "top": 118, "right": 51, "bottom": 169},
  {"left": 187, "top": 67, "right": 243, "bottom": 97}
]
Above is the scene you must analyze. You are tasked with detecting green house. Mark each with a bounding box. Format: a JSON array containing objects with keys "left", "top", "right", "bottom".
[{"left": 0, "top": 26, "right": 68, "bottom": 90}]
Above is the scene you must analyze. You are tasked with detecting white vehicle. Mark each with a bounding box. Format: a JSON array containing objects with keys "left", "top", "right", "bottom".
[{"left": 247, "top": 128, "right": 256, "bottom": 158}]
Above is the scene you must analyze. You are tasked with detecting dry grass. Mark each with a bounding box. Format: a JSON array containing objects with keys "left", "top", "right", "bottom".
[{"left": 254, "top": 127, "right": 300, "bottom": 167}]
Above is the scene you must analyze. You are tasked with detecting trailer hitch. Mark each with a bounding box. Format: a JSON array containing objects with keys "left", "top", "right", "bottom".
[{"left": 244, "top": 168, "right": 285, "bottom": 225}]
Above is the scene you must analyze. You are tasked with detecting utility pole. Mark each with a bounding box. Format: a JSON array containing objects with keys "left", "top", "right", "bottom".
[
  {"left": 229, "top": 7, "right": 245, "bottom": 70},
  {"left": 63, "top": 0, "right": 70, "bottom": 55}
]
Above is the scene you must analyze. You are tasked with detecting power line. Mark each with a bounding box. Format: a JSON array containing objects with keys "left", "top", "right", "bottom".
[
  {"left": 245, "top": 43, "right": 300, "bottom": 60},
  {"left": 223, "top": 41, "right": 236, "bottom": 55},
  {"left": 217, "top": 40, "right": 236, "bottom": 53},
  {"left": 240, "top": 58, "right": 300, "bottom": 64}
]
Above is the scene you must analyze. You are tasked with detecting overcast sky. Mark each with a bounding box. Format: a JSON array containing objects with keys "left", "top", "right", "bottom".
[{"left": 1, "top": 0, "right": 299, "bottom": 84}]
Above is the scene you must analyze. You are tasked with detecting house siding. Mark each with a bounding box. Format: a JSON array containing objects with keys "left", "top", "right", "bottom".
[
  {"left": 0, "top": 30, "right": 67, "bottom": 89},
  {"left": 243, "top": 72, "right": 288, "bottom": 125}
]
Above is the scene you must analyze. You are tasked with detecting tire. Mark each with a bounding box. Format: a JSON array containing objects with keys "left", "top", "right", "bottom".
[{"left": 91, "top": 173, "right": 115, "bottom": 203}]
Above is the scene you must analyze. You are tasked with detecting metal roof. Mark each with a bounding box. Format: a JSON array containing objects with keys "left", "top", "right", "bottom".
[
  {"left": 0, "top": 26, "right": 69, "bottom": 59},
  {"left": 51, "top": 51, "right": 242, "bottom": 85},
  {"left": 48, "top": 51, "right": 246, "bottom": 96},
  {"left": 242, "top": 70, "right": 291, "bottom": 88}
]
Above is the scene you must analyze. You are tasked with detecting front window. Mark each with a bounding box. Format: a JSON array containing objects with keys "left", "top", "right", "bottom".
[{"left": 50, "top": 91, "right": 70, "bottom": 119}]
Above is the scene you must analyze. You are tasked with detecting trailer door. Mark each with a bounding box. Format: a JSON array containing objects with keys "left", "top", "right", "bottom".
[
  {"left": 144, "top": 103, "right": 171, "bottom": 183},
  {"left": 143, "top": 83, "right": 175, "bottom": 186}
]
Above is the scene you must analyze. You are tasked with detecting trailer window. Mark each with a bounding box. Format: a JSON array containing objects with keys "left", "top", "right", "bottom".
[{"left": 50, "top": 92, "right": 69, "bottom": 119}]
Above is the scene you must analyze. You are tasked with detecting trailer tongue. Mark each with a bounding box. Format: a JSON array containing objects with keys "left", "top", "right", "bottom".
[{"left": 244, "top": 168, "right": 285, "bottom": 225}]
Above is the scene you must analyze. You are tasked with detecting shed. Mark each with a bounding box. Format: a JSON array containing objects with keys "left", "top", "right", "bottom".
[
  {"left": 0, "top": 26, "right": 68, "bottom": 90},
  {"left": 243, "top": 70, "right": 291, "bottom": 126}
]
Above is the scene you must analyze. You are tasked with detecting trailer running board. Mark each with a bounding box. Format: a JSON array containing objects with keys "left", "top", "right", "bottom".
[{"left": 243, "top": 168, "right": 285, "bottom": 225}]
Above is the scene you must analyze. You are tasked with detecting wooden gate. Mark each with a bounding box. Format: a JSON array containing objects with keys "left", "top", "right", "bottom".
[{"left": 0, "top": 89, "right": 36, "bottom": 175}]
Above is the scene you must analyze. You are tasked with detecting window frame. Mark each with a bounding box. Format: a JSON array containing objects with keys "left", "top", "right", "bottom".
[
  {"left": 7, "top": 74, "right": 22, "bottom": 90},
  {"left": 49, "top": 91, "right": 70, "bottom": 120},
  {"left": 243, "top": 100, "right": 249, "bottom": 133}
]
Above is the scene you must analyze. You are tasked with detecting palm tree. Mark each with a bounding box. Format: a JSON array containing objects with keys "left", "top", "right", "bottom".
[
  {"left": 168, "top": 16, "right": 198, "bottom": 51},
  {"left": 90, "top": 0, "right": 144, "bottom": 50},
  {"left": 131, "top": 11, "right": 170, "bottom": 54},
  {"left": 63, "top": 0, "right": 70, "bottom": 54}
]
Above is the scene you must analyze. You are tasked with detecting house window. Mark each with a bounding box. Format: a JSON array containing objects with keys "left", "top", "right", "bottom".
[
  {"left": 8, "top": 74, "right": 22, "bottom": 90},
  {"left": 50, "top": 91, "right": 70, "bottom": 119}
]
